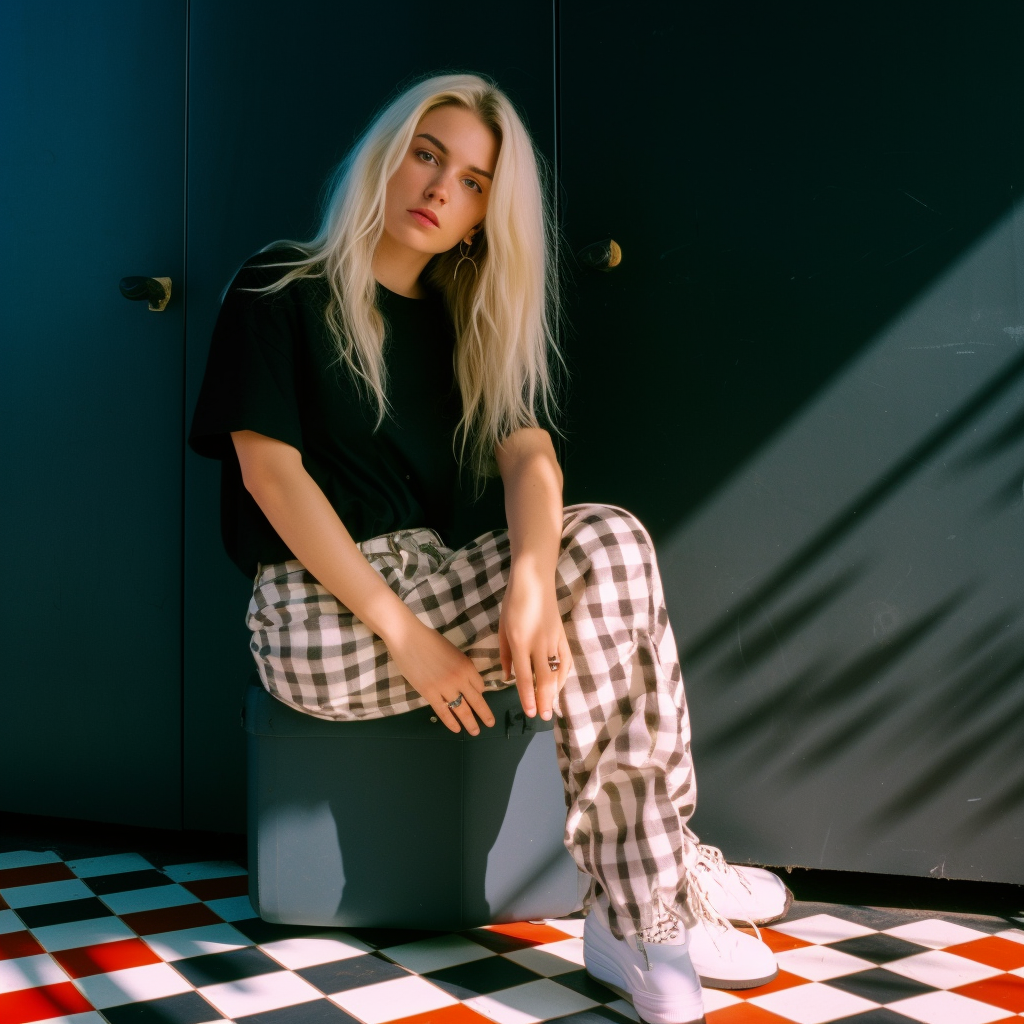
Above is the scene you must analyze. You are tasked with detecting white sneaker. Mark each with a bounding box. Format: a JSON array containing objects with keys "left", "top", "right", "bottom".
[
  {"left": 583, "top": 893, "right": 705, "bottom": 1024},
  {"left": 682, "top": 865, "right": 779, "bottom": 990},
  {"left": 694, "top": 844, "right": 793, "bottom": 926}
]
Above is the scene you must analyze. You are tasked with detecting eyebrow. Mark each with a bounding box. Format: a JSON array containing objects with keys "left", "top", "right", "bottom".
[{"left": 414, "top": 133, "right": 493, "bottom": 180}]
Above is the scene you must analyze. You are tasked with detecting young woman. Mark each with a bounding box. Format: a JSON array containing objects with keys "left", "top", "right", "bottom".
[{"left": 189, "top": 71, "right": 789, "bottom": 1024}]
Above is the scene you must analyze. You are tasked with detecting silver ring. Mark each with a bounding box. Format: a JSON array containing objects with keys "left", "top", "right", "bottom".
[
  {"left": 548, "top": 656, "right": 561, "bottom": 670},
  {"left": 446, "top": 693, "right": 464, "bottom": 710}
]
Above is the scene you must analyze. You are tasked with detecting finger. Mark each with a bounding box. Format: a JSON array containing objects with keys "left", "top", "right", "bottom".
[
  {"left": 464, "top": 684, "right": 496, "bottom": 729},
  {"left": 533, "top": 645, "right": 559, "bottom": 721},
  {"left": 510, "top": 642, "right": 536, "bottom": 716},
  {"left": 498, "top": 618, "right": 512, "bottom": 681},
  {"left": 435, "top": 699, "right": 462, "bottom": 734},
  {"left": 452, "top": 696, "right": 481, "bottom": 736}
]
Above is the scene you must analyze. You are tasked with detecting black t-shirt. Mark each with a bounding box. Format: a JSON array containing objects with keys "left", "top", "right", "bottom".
[{"left": 188, "top": 247, "right": 468, "bottom": 577}]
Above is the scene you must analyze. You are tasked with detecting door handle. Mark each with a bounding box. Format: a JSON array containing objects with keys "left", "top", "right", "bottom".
[
  {"left": 119, "top": 276, "right": 172, "bottom": 311},
  {"left": 576, "top": 239, "right": 622, "bottom": 271}
]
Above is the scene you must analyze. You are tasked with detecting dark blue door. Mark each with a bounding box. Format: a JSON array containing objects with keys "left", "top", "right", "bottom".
[{"left": 0, "top": 2, "right": 186, "bottom": 827}]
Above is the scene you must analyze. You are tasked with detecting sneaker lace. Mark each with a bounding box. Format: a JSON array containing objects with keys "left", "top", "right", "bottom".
[
  {"left": 695, "top": 843, "right": 754, "bottom": 896},
  {"left": 688, "top": 855, "right": 762, "bottom": 951}
]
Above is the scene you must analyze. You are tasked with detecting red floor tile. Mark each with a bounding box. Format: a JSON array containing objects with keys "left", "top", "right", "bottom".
[
  {"left": 0, "top": 933, "right": 45, "bottom": 962},
  {"left": 0, "top": 864, "right": 75, "bottom": 890},
  {"left": 52, "top": 937, "right": 163, "bottom": 978},
  {"left": 741, "top": 927, "right": 812, "bottom": 954},
  {"left": 0, "top": 981, "right": 92, "bottom": 1024},
  {"left": 707, "top": 1003, "right": 795, "bottom": 1023},
  {"left": 945, "top": 936, "right": 1024, "bottom": 971},
  {"left": 483, "top": 921, "right": 572, "bottom": 944},
  {"left": 952, "top": 973, "right": 1024, "bottom": 1013},
  {"left": 181, "top": 874, "right": 249, "bottom": 901},
  {"left": 121, "top": 902, "right": 222, "bottom": 935},
  {"left": 732, "top": 970, "right": 810, "bottom": 1000},
  {"left": 390, "top": 1004, "right": 499, "bottom": 1024}
]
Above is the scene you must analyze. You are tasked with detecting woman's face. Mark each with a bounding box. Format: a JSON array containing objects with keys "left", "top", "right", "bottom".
[{"left": 382, "top": 104, "right": 498, "bottom": 257}]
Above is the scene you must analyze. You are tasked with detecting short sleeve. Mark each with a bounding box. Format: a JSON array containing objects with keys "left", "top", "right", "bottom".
[{"left": 188, "top": 254, "right": 307, "bottom": 462}]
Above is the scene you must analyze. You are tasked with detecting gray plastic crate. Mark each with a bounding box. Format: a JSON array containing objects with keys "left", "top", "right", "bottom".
[{"left": 244, "top": 679, "right": 588, "bottom": 929}]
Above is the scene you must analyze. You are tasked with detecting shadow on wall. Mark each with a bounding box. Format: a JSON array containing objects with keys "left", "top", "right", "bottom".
[{"left": 660, "top": 204, "right": 1024, "bottom": 882}]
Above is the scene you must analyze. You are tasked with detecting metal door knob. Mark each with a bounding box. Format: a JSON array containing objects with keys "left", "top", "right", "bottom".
[
  {"left": 576, "top": 239, "right": 622, "bottom": 271},
  {"left": 119, "top": 276, "right": 172, "bottom": 311}
]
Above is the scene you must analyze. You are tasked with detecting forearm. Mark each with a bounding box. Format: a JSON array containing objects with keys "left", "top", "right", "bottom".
[
  {"left": 499, "top": 433, "right": 564, "bottom": 579},
  {"left": 244, "top": 454, "right": 420, "bottom": 649}
]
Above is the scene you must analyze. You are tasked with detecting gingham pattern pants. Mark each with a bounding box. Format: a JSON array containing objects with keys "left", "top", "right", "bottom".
[{"left": 247, "top": 502, "right": 700, "bottom": 940}]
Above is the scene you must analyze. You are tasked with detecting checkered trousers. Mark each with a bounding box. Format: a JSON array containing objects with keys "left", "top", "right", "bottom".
[{"left": 246, "top": 502, "right": 699, "bottom": 941}]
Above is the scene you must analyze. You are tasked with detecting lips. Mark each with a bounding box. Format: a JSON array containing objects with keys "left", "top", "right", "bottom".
[{"left": 409, "top": 208, "right": 439, "bottom": 227}]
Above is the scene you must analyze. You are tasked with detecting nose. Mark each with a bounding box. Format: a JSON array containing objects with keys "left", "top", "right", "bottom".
[{"left": 425, "top": 169, "right": 453, "bottom": 204}]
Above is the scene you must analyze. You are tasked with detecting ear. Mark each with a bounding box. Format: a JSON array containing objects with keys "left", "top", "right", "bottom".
[{"left": 464, "top": 225, "right": 482, "bottom": 246}]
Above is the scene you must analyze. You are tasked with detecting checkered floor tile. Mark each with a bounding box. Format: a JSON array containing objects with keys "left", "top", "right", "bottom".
[{"left": 1, "top": 849, "right": 1022, "bottom": 1024}]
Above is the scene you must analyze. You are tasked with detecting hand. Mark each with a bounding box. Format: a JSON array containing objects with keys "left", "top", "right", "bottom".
[
  {"left": 387, "top": 617, "right": 496, "bottom": 735},
  {"left": 498, "top": 563, "right": 572, "bottom": 720}
]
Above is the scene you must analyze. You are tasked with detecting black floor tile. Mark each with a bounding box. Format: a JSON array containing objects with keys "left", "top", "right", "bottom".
[
  {"left": 549, "top": 968, "right": 618, "bottom": 1003},
  {"left": 827, "top": 933, "right": 931, "bottom": 963},
  {"left": 235, "top": 999, "right": 363, "bottom": 1024},
  {"left": 459, "top": 927, "right": 540, "bottom": 954},
  {"left": 16, "top": 896, "right": 112, "bottom": 928},
  {"left": 825, "top": 967, "right": 937, "bottom": 1003},
  {"left": 174, "top": 946, "right": 286, "bottom": 986},
  {"left": 101, "top": 991, "right": 223, "bottom": 1024},
  {"left": 546, "top": 1009, "right": 636, "bottom": 1024},
  {"left": 823, "top": 906, "right": 936, "bottom": 932},
  {"left": 234, "top": 918, "right": 330, "bottom": 944},
  {"left": 83, "top": 869, "right": 172, "bottom": 896},
  {"left": 423, "top": 955, "right": 539, "bottom": 998},
  {"left": 340, "top": 926, "right": 446, "bottom": 948},
  {"left": 297, "top": 952, "right": 410, "bottom": 995}
]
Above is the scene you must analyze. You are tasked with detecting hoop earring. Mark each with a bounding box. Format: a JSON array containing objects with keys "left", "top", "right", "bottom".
[{"left": 453, "top": 239, "right": 479, "bottom": 283}]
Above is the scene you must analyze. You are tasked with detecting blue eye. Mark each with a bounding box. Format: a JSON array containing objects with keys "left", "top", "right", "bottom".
[{"left": 416, "top": 150, "right": 482, "bottom": 193}]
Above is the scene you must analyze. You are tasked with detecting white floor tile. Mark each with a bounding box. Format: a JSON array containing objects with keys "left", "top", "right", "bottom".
[
  {"left": 884, "top": 949, "right": 1003, "bottom": 989},
  {"left": 204, "top": 896, "right": 256, "bottom": 922},
  {"left": 463, "top": 978, "right": 598, "bottom": 1024},
  {"left": 522, "top": 938, "right": 585, "bottom": 970},
  {"left": 66, "top": 854, "right": 153, "bottom": 878},
  {"left": 162, "top": 861, "right": 246, "bottom": 883},
  {"left": 0, "top": 851, "right": 62, "bottom": 871},
  {"left": 996, "top": 928, "right": 1024, "bottom": 946},
  {"left": 380, "top": 934, "right": 495, "bottom": 973},
  {"left": 771, "top": 913, "right": 876, "bottom": 945},
  {"left": 0, "top": 909, "right": 24, "bottom": 935},
  {"left": 73, "top": 962, "right": 194, "bottom": 1009},
  {"left": 603, "top": 998, "right": 639, "bottom": 1021},
  {"left": 700, "top": 988, "right": 742, "bottom": 1012},
  {"left": 258, "top": 932, "right": 374, "bottom": 970},
  {"left": 546, "top": 918, "right": 585, "bottom": 938},
  {"left": 1, "top": 878, "right": 94, "bottom": 909},
  {"left": 500, "top": 947, "right": 580, "bottom": 977},
  {"left": 329, "top": 975, "right": 457, "bottom": 1024},
  {"left": 0, "top": 953, "right": 69, "bottom": 994},
  {"left": 101, "top": 885, "right": 200, "bottom": 916},
  {"left": 751, "top": 980, "right": 879, "bottom": 1024},
  {"left": 775, "top": 944, "right": 876, "bottom": 980},
  {"left": 886, "top": 989, "right": 1015, "bottom": 1024},
  {"left": 884, "top": 919, "right": 990, "bottom": 949},
  {"left": 143, "top": 923, "right": 253, "bottom": 961},
  {"left": 198, "top": 971, "right": 322, "bottom": 1018},
  {"left": 30, "top": 916, "right": 137, "bottom": 952}
]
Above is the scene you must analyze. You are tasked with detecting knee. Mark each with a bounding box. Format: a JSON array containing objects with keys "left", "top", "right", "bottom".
[{"left": 562, "top": 503, "right": 656, "bottom": 561}]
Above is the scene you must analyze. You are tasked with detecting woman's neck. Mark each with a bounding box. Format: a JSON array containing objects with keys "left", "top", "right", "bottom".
[{"left": 372, "top": 234, "right": 431, "bottom": 299}]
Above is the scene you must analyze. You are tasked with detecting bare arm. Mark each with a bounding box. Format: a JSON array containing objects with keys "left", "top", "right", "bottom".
[
  {"left": 495, "top": 427, "right": 572, "bottom": 718},
  {"left": 232, "top": 429, "right": 494, "bottom": 733}
]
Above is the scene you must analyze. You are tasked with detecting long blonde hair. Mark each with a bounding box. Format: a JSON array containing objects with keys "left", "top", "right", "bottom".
[{"left": 247, "top": 70, "right": 563, "bottom": 490}]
